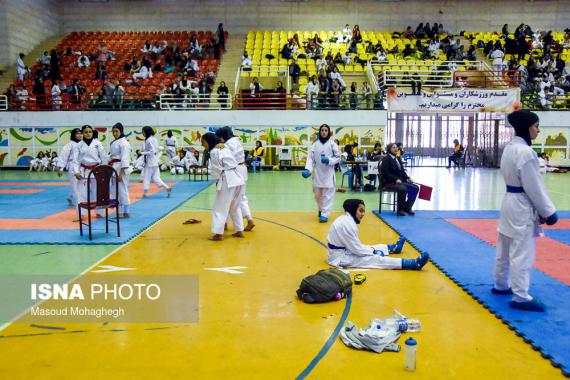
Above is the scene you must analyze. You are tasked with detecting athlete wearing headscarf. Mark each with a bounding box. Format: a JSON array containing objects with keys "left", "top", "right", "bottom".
[
  {"left": 302, "top": 124, "right": 341, "bottom": 222},
  {"left": 493, "top": 110, "right": 558, "bottom": 312},
  {"left": 326, "top": 199, "right": 428, "bottom": 270}
]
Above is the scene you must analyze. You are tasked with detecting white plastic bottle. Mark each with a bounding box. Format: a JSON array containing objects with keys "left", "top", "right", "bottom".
[{"left": 404, "top": 337, "right": 417, "bottom": 371}]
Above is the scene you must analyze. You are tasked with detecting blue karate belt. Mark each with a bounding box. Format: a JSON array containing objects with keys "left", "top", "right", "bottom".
[
  {"left": 328, "top": 243, "right": 346, "bottom": 250},
  {"left": 506, "top": 185, "right": 525, "bottom": 193}
]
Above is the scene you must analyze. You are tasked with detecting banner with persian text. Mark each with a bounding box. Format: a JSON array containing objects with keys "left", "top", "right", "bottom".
[{"left": 387, "top": 87, "right": 521, "bottom": 113}]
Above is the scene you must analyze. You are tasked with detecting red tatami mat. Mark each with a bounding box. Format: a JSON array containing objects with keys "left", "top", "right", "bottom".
[{"left": 446, "top": 218, "right": 570, "bottom": 285}]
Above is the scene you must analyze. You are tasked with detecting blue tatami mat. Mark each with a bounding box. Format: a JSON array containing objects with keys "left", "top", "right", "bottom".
[
  {"left": 0, "top": 180, "right": 212, "bottom": 245},
  {"left": 373, "top": 210, "right": 570, "bottom": 377}
]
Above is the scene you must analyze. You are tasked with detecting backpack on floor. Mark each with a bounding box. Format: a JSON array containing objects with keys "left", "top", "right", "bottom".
[{"left": 297, "top": 268, "right": 352, "bottom": 303}]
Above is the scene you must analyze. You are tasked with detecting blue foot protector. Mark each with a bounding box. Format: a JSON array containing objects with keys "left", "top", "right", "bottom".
[
  {"left": 491, "top": 288, "right": 513, "bottom": 295},
  {"left": 389, "top": 236, "right": 406, "bottom": 254},
  {"left": 510, "top": 298, "right": 546, "bottom": 312},
  {"left": 319, "top": 216, "right": 328, "bottom": 223},
  {"left": 402, "top": 252, "right": 429, "bottom": 270}
]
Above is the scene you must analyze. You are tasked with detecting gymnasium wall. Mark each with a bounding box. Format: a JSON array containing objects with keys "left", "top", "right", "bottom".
[
  {"left": 0, "top": 110, "right": 386, "bottom": 167},
  {"left": 60, "top": 0, "right": 569, "bottom": 34},
  {"left": 0, "top": 0, "right": 61, "bottom": 68}
]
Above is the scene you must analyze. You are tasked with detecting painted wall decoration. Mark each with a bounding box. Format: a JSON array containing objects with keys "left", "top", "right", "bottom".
[
  {"left": 0, "top": 126, "right": 386, "bottom": 167},
  {"left": 532, "top": 128, "right": 569, "bottom": 166}
]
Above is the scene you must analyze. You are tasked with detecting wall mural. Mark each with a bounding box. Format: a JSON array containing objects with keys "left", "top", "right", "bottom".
[{"left": 0, "top": 125, "right": 386, "bottom": 167}]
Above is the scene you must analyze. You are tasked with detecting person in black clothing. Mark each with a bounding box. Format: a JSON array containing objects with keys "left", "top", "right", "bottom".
[
  {"left": 380, "top": 143, "right": 419, "bottom": 216},
  {"left": 289, "top": 59, "right": 301, "bottom": 85}
]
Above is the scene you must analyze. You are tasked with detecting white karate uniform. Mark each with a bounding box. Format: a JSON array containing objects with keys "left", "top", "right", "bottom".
[
  {"left": 170, "top": 156, "right": 186, "bottom": 174},
  {"left": 16, "top": 57, "right": 27, "bottom": 81},
  {"left": 51, "top": 84, "right": 62, "bottom": 109},
  {"left": 164, "top": 136, "right": 178, "bottom": 161},
  {"left": 109, "top": 137, "right": 132, "bottom": 214},
  {"left": 185, "top": 152, "right": 199, "bottom": 170},
  {"left": 209, "top": 147, "right": 245, "bottom": 234},
  {"left": 73, "top": 139, "right": 107, "bottom": 215},
  {"left": 225, "top": 136, "right": 252, "bottom": 221},
  {"left": 495, "top": 136, "right": 557, "bottom": 302},
  {"left": 304, "top": 139, "right": 341, "bottom": 218},
  {"left": 327, "top": 213, "right": 401, "bottom": 269},
  {"left": 57, "top": 140, "right": 80, "bottom": 204},
  {"left": 142, "top": 136, "right": 169, "bottom": 195}
]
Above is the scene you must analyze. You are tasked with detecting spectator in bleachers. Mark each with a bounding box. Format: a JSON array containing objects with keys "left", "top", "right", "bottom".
[
  {"left": 95, "top": 62, "right": 107, "bottom": 80},
  {"left": 330, "top": 67, "right": 346, "bottom": 88},
  {"left": 342, "top": 24, "right": 352, "bottom": 42},
  {"left": 349, "top": 82, "right": 358, "bottom": 110},
  {"left": 289, "top": 59, "right": 301, "bottom": 85},
  {"left": 467, "top": 45, "right": 476, "bottom": 61},
  {"left": 330, "top": 79, "right": 342, "bottom": 109},
  {"left": 16, "top": 53, "right": 29, "bottom": 81},
  {"left": 15, "top": 83, "right": 29, "bottom": 110},
  {"left": 189, "top": 36, "right": 203, "bottom": 58},
  {"left": 33, "top": 76, "right": 47, "bottom": 110},
  {"left": 362, "top": 81, "right": 372, "bottom": 109},
  {"left": 217, "top": 81, "right": 229, "bottom": 108},
  {"left": 241, "top": 51, "right": 252, "bottom": 68},
  {"left": 249, "top": 77, "right": 262, "bottom": 98},
  {"left": 402, "top": 44, "right": 414, "bottom": 58},
  {"left": 51, "top": 80, "right": 62, "bottom": 110},
  {"left": 403, "top": 26, "right": 414, "bottom": 39},
  {"left": 185, "top": 57, "right": 200, "bottom": 77},
  {"left": 141, "top": 40, "right": 152, "bottom": 53},
  {"left": 414, "top": 23, "right": 425, "bottom": 38},
  {"left": 67, "top": 79, "right": 84, "bottom": 106},
  {"left": 215, "top": 23, "right": 225, "bottom": 56},
  {"left": 113, "top": 80, "right": 125, "bottom": 109},
  {"left": 305, "top": 76, "right": 320, "bottom": 109},
  {"left": 40, "top": 51, "right": 50, "bottom": 70},
  {"left": 490, "top": 42, "right": 505, "bottom": 71},
  {"left": 274, "top": 81, "right": 286, "bottom": 94},
  {"left": 198, "top": 79, "right": 211, "bottom": 106},
  {"left": 49, "top": 49, "right": 62, "bottom": 81},
  {"left": 133, "top": 61, "right": 152, "bottom": 82},
  {"left": 97, "top": 41, "right": 113, "bottom": 63},
  {"left": 187, "top": 81, "right": 199, "bottom": 107},
  {"left": 77, "top": 51, "right": 90, "bottom": 68}
]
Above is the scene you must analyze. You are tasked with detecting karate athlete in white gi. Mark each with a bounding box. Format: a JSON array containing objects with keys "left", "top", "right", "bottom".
[
  {"left": 202, "top": 133, "right": 245, "bottom": 241},
  {"left": 109, "top": 123, "right": 132, "bottom": 217},
  {"left": 164, "top": 130, "right": 178, "bottom": 161},
  {"left": 327, "top": 199, "right": 429, "bottom": 270},
  {"left": 216, "top": 126, "right": 255, "bottom": 231},
  {"left": 72, "top": 125, "right": 107, "bottom": 217},
  {"left": 493, "top": 110, "right": 558, "bottom": 312},
  {"left": 141, "top": 126, "right": 171, "bottom": 198},
  {"left": 57, "top": 128, "right": 82, "bottom": 206},
  {"left": 302, "top": 124, "right": 341, "bottom": 223}
]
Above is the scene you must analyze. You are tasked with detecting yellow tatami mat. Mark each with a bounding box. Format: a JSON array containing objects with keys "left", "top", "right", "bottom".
[{"left": 0, "top": 211, "right": 562, "bottom": 379}]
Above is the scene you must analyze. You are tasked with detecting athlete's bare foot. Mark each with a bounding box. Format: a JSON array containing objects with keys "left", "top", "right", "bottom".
[
  {"left": 232, "top": 231, "right": 245, "bottom": 238},
  {"left": 208, "top": 234, "right": 223, "bottom": 241},
  {"left": 224, "top": 223, "right": 228, "bottom": 231},
  {"left": 67, "top": 197, "right": 73, "bottom": 206},
  {"left": 166, "top": 187, "right": 172, "bottom": 197},
  {"left": 244, "top": 220, "right": 255, "bottom": 231}
]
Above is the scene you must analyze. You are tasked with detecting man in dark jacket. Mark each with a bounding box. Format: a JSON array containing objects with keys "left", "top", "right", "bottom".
[{"left": 380, "top": 143, "right": 419, "bottom": 216}]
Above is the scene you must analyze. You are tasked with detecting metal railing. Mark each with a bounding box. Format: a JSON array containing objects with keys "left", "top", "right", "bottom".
[
  {"left": 234, "top": 92, "right": 306, "bottom": 110},
  {"left": 159, "top": 94, "right": 232, "bottom": 110},
  {"left": 452, "top": 70, "right": 523, "bottom": 88},
  {"left": 372, "top": 61, "right": 484, "bottom": 89},
  {"left": 307, "top": 93, "right": 379, "bottom": 110},
  {"left": 0, "top": 95, "right": 7, "bottom": 111}
]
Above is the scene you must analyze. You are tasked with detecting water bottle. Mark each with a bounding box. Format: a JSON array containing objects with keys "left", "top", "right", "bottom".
[
  {"left": 370, "top": 317, "right": 421, "bottom": 333},
  {"left": 404, "top": 337, "right": 417, "bottom": 371}
]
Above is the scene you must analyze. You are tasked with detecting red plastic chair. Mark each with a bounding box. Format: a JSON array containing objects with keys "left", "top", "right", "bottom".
[{"left": 78, "top": 165, "right": 120, "bottom": 240}]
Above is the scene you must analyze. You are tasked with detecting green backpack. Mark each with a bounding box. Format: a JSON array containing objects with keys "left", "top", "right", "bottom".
[{"left": 297, "top": 268, "right": 353, "bottom": 304}]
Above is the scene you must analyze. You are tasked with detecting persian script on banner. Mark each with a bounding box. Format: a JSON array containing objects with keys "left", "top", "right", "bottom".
[{"left": 387, "top": 87, "right": 521, "bottom": 113}]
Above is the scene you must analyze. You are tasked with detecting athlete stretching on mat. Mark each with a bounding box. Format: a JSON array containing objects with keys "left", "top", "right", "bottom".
[{"left": 327, "top": 199, "right": 429, "bottom": 270}]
